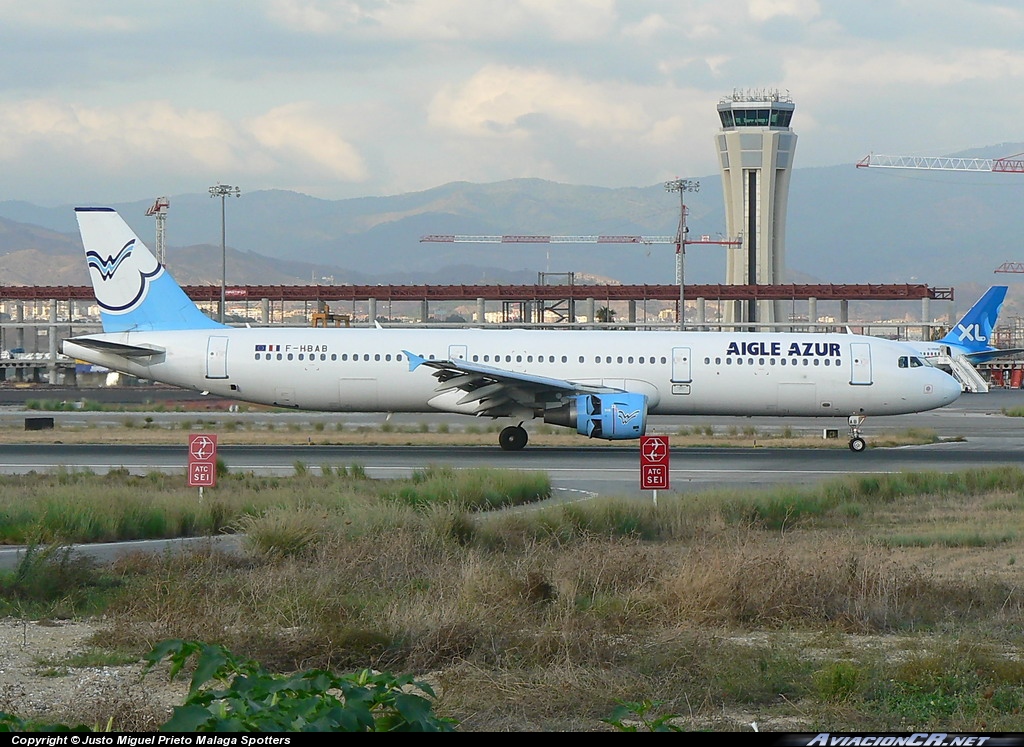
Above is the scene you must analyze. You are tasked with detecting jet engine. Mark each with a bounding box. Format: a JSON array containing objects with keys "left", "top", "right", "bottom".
[{"left": 543, "top": 392, "right": 648, "bottom": 440}]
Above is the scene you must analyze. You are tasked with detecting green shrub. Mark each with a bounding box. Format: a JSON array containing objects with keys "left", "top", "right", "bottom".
[{"left": 145, "top": 640, "right": 456, "bottom": 732}]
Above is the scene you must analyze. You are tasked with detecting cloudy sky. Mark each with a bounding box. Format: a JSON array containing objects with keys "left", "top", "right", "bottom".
[{"left": 1, "top": 0, "right": 1022, "bottom": 205}]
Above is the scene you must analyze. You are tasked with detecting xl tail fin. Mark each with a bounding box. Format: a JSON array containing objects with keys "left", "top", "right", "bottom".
[
  {"left": 75, "top": 207, "right": 224, "bottom": 332},
  {"left": 938, "top": 285, "right": 1007, "bottom": 354}
]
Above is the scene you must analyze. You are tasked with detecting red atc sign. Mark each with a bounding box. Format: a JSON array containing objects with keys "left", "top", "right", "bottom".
[
  {"left": 188, "top": 434, "right": 218, "bottom": 488},
  {"left": 639, "top": 435, "right": 670, "bottom": 490}
]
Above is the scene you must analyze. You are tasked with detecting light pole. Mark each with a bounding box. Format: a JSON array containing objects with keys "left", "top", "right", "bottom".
[
  {"left": 664, "top": 178, "right": 700, "bottom": 329},
  {"left": 209, "top": 183, "right": 240, "bottom": 323}
]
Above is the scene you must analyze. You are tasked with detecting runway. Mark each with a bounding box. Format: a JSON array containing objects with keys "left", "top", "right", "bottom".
[{"left": 0, "top": 388, "right": 1020, "bottom": 498}]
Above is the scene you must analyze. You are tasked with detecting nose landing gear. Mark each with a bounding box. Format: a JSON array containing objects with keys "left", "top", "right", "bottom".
[{"left": 848, "top": 415, "right": 867, "bottom": 453}]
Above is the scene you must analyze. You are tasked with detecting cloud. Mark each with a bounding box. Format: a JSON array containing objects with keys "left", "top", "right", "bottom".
[
  {"left": 264, "top": 0, "right": 615, "bottom": 40},
  {"left": 248, "top": 103, "right": 368, "bottom": 181},
  {"left": 429, "top": 65, "right": 649, "bottom": 137},
  {"left": 0, "top": 98, "right": 367, "bottom": 196},
  {"left": 747, "top": 0, "right": 821, "bottom": 23}
]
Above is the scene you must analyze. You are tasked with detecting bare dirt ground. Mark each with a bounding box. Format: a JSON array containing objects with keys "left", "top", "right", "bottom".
[{"left": 0, "top": 618, "right": 187, "bottom": 731}]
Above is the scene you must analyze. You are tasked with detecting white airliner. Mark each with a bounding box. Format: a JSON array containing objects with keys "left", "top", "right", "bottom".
[{"left": 63, "top": 207, "right": 961, "bottom": 453}]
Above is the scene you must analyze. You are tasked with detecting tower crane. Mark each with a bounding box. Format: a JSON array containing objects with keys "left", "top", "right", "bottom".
[
  {"left": 857, "top": 151, "right": 1024, "bottom": 274},
  {"left": 856, "top": 153, "right": 1024, "bottom": 173},
  {"left": 419, "top": 232, "right": 740, "bottom": 326},
  {"left": 857, "top": 151, "right": 1024, "bottom": 390},
  {"left": 145, "top": 196, "right": 170, "bottom": 266},
  {"left": 421, "top": 177, "right": 739, "bottom": 329}
]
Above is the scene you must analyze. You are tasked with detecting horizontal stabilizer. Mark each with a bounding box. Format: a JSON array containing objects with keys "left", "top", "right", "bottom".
[{"left": 64, "top": 336, "right": 162, "bottom": 358}]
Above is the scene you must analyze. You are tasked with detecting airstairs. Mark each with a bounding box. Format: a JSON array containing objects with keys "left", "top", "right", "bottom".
[{"left": 946, "top": 354, "right": 989, "bottom": 393}]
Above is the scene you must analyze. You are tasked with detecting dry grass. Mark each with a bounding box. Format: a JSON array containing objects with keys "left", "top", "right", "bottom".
[
  {"left": 0, "top": 422, "right": 938, "bottom": 449},
  {"left": 5, "top": 456, "right": 1023, "bottom": 731}
]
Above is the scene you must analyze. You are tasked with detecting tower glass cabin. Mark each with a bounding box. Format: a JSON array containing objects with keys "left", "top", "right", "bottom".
[{"left": 716, "top": 89, "right": 797, "bottom": 327}]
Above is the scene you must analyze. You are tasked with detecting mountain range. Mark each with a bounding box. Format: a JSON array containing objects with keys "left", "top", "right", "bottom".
[{"left": 0, "top": 143, "right": 1021, "bottom": 302}]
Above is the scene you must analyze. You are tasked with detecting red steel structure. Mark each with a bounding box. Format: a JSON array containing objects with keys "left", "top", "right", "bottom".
[{"left": 0, "top": 283, "right": 952, "bottom": 303}]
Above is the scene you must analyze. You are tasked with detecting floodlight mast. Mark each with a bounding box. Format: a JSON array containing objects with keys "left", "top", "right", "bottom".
[
  {"left": 209, "top": 184, "right": 240, "bottom": 323},
  {"left": 665, "top": 178, "right": 700, "bottom": 329}
]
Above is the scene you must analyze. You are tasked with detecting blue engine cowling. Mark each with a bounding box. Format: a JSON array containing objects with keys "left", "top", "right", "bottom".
[{"left": 543, "top": 392, "right": 648, "bottom": 440}]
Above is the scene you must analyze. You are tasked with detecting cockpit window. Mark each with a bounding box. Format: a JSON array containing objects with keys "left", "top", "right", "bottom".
[{"left": 899, "top": 355, "right": 926, "bottom": 369}]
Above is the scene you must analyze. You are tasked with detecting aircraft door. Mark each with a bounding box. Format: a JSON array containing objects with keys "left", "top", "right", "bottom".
[
  {"left": 206, "top": 336, "right": 229, "bottom": 379},
  {"left": 448, "top": 345, "right": 468, "bottom": 361},
  {"left": 850, "top": 342, "right": 873, "bottom": 385},
  {"left": 671, "top": 347, "right": 692, "bottom": 383}
]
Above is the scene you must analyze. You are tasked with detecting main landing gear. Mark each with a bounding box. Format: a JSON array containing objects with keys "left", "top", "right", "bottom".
[
  {"left": 499, "top": 423, "right": 529, "bottom": 451},
  {"left": 848, "top": 415, "right": 867, "bottom": 453}
]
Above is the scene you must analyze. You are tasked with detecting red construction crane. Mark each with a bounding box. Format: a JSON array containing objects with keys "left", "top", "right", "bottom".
[{"left": 858, "top": 151, "right": 1024, "bottom": 272}]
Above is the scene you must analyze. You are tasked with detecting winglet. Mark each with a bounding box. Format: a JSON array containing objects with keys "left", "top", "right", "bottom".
[{"left": 403, "top": 350, "right": 425, "bottom": 371}]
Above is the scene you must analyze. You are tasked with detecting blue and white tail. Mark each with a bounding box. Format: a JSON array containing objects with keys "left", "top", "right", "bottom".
[
  {"left": 76, "top": 207, "right": 224, "bottom": 333},
  {"left": 937, "top": 285, "right": 1006, "bottom": 359}
]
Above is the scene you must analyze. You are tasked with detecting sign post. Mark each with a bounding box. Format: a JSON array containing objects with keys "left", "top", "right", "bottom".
[
  {"left": 639, "top": 435, "right": 670, "bottom": 504},
  {"left": 188, "top": 433, "right": 218, "bottom": 498}
]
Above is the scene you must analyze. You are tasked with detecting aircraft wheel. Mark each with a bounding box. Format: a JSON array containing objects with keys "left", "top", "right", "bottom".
[
  {"left": 848, "top": 437, "right": 866, "bottom": 453},
  {"left": 499, "top": 425, "right": 529, "bottom": 451}
]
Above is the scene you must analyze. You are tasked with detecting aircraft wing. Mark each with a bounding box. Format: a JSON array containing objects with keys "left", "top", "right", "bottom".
[
  {"left": 403, "top": 350, "right": 621, "bottom": 415},
  {"left": 63, "top": 335, "right": 163, "bottom": 358}
]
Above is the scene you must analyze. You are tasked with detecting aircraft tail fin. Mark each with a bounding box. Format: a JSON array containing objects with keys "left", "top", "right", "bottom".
[
  {"left": 938, "top": 286, "right": 1007, "bottom": 354},
  {"left": 75, "top": 207, "right": 224, "bottom": 333}
]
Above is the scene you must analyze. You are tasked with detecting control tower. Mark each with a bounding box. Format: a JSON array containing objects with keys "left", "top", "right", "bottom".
[{"left": 715, "top": 89, "right": 797, "bottom": 327}]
